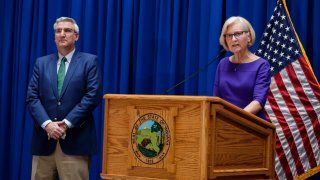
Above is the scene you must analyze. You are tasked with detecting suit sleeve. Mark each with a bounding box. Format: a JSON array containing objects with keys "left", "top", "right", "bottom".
[
  {"left": 26, "top": 59, "right": 50, "bottom": 125},
  {"left": 65, "top": 56, "right": 102, "bottom": 127}
]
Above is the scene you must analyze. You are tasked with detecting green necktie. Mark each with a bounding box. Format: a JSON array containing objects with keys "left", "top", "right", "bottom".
[{"left": 57, "top": 57, "right": 67, "bottom": 96}]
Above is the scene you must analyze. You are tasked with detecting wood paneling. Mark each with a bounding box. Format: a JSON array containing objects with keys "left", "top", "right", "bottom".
[{"left": 101, "top": 94, "right": 275, "bottom": 180}]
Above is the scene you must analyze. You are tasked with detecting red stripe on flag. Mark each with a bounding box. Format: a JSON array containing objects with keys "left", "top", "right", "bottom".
[
  {"left": 271, "top": 73, "right": 305, "bottom": 175},
  {"left": 286, "top": 61, "right": 320, "bottom": 157},
  {"left": 280, "top": 65, "right": 318, "bottom": 168},
  {"left": 265, "top": 108, "right": 271, "bottom": 122},
  {"left": 267, "top": 92, "right": 294, "bottom": 179},
  {"left": 298, "top": 57, "right": 320, "bottom": 102},
  {"left": 275, "top": 133, "right": 293, "bottom": 180}
]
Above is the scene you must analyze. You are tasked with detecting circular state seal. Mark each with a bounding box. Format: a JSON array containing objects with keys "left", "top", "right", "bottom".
[{"left": 131, "top": 113, "right": 170, "bottom": 165}]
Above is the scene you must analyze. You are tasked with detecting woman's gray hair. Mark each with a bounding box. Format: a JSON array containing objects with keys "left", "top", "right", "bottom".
[
  {"left": 219, "top": 16, "right": 256, "bottom": 51},
  {"left": 53, "top": 17, "right": 79, "bottom": 33}
]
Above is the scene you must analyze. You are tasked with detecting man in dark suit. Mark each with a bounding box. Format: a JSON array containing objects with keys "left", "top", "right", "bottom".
[{"left": 26, "top": 17, "right": 102, "bottom": 180}]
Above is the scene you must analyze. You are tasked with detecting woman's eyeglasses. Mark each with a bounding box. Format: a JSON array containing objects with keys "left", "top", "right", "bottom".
[{"left": 224, "top": 31, "right": 248, "bottom": 40}]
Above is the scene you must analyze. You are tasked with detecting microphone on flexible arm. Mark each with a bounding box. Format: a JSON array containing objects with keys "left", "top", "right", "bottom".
[{"left": 162, "top": 48, "right": 227, "bottom": 95}]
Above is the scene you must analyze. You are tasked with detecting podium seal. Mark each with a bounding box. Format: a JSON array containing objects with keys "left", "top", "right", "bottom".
[{"left": 131, "top": 113, "right": 170, "bottom": 164}]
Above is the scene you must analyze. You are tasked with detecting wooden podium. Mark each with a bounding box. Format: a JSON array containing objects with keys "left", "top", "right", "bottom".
[{"left": 101, "top": 94, "right": 275, "bottom": 179}]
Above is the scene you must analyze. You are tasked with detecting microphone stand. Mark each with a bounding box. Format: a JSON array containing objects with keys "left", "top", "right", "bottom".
[{"left": 162, "top": 49, "right": 226, "bottom": 95}]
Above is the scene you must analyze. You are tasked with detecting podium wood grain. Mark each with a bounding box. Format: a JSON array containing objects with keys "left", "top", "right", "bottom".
[{"left": 101, "top": 94, "right": 275, "bottom": 179}]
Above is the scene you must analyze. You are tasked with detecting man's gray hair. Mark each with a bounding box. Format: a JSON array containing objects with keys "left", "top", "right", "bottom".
[{"left": 53, "top": 17, "right": 79, "bottom": 33}]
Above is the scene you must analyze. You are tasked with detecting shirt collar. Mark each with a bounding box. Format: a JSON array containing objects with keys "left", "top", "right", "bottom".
[{"left": 58, "top": 48, "right": 76, "bottom": 63}]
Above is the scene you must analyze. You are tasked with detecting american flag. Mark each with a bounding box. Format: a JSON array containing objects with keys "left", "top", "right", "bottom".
[{"left": 255, "top": 0, "right": 320, "bottom": 179}]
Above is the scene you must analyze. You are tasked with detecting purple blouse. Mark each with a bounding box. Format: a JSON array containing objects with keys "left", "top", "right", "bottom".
[{"left": 213, "top": 57, "right": 271, "bottom": 119}]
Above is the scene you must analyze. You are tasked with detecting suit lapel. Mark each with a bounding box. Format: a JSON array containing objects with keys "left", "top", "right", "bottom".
[
  {"left": 60, "top": 51, "right": 81, "bottom": 97},
  {"left": 49, "top": 54, "right": 59, "bottom": 99}
]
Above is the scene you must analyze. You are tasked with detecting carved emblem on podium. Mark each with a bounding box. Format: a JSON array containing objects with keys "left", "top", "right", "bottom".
[
  {"left": 127, "top": 106, "right": 177, "bottom": 172},
  {"left": 131, "top": 113, "right": 170, "bottom": 165}
]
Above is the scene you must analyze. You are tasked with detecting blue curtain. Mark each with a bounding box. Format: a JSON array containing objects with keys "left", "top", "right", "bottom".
[{"left": 0, "top": 0, "right": 319, "bottom": 179}]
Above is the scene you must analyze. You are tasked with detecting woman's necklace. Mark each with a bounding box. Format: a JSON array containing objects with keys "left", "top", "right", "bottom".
[
  {"left": 231, "top": 58, "right": 243, "bottom": 72},
  {"left": 232, "top": 53, "right": 253, "bottom": 71},
  {"left": 233, "top": 63, "right": 241, "bottom": 72}
]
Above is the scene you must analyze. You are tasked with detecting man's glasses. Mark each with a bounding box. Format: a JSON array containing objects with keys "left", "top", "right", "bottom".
[
  {"left": 224, "top": 31, "right": 248, "bottom": 40},
  {"left": 55, "top": 28, "right": 76, "bottom": 35}
]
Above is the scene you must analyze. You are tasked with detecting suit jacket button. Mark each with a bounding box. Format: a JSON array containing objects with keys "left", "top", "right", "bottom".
[
  {"left": 58, "top": 101, "right": 61, "bottom": 105},
  {"left": 54, "top": 118, "right": 57, "bottom": 121}
]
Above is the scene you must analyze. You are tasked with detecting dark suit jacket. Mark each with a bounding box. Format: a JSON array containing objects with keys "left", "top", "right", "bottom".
[{"left": 26, "top": 51, "right": 102, "bottom": 156}]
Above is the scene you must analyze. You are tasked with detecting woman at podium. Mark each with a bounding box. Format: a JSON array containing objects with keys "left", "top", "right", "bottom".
[{"left": 213, "top": 16, "right": 271, "bottom": 120}]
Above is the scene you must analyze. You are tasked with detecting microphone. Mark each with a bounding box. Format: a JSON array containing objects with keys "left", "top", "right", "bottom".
[{"left": 162, "top": 49, "right": 226, "bottom": 95}]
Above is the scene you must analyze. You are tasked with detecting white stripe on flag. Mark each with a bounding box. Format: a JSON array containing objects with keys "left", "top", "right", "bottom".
[{"left": 266, "top": 82, "right": 299, "bottom": 177}]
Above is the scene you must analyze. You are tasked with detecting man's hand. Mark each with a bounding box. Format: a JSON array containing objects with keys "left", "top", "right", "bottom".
[{"left": 45, "top": 121, "right": 67, "bottom": 140}]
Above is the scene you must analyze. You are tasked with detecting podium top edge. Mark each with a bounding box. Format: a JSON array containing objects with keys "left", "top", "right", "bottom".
[
  {"left": 103, "top": 94, "right": 220, "bottom": 101},
  {"left": 103, "top": 94, "right": 275, "bottom": 129}
]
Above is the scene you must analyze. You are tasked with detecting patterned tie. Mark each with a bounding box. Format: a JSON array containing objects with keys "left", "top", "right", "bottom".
[{"left": 57, "top": 57, "right": 67, "bottom": 96}]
